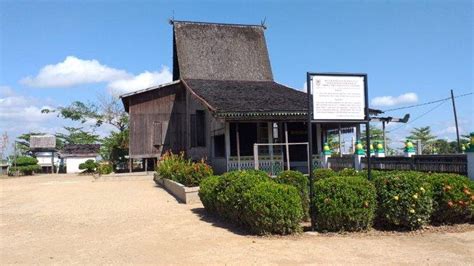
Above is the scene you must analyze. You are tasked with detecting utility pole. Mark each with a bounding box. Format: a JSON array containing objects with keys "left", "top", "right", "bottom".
[{"left": 450, "top": 89, "right": 461, "bottom": 153}]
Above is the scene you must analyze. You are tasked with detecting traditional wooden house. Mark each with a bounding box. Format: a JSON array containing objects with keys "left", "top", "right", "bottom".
[
  {"left": 121, "top": 21, "right": 377, "bottom": 174},
  {"left": 30, "top": 135, "right": 59, "bottom": 173}
]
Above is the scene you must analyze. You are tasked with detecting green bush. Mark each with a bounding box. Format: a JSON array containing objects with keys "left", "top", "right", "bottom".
[
  {"left": 97, "top": 164, "right": 113, "bottom": 175},
  {"left": 314, "top": 168, "right": 335, "bottom": 180},
  {"left": 8, "top": 156, "right": 41, "bottom": 175},
  {"left": 372, "top": 171, "right": 433, "bottom": 230},
  {"left": 425, "top": 173, "right": 473, "bottom": 224},
  {"left": 276, "top": 170, "right": 309, "bottom": 221},
  {"left": 313, "top": 176, "right": 376, "bottom": 232},
  {"left": 217, "top": 170, "right": 270, "bottom": 222},
  {"left": 79, "top": 159, "right": 99, "bottom": 173},
  {"left": 338, "top": 168, "right": 360, "bottom": 177},
  {"left": 198, "top": 175, "right": 221, "bottom": 214},
  {"left": 157, "top": 151, "right": 213, "bottom": 187},
  {"left": 243, "top": 182, "right": 303, "bottom": 235}
]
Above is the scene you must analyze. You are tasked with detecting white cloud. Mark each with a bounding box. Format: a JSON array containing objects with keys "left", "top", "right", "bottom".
[
  {"left": 107, "top": 66, "right": 172, "bottom": 96},
  {"left": 20, "top": 56, "right": 130, "bottom": 88},
  {"left": 0, "top": 85, "right": 16, "bottom": 97},
  {"left": 371, "top": 92, "right": 418, "bottom": 107},
  {"left": 20, "top": 56, "right": 173, "bottom": 97}
]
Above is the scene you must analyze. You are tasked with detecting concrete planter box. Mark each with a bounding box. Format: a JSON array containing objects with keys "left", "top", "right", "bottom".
[{"left": 153, "top": 173, "right": 201, "bottom": 204}]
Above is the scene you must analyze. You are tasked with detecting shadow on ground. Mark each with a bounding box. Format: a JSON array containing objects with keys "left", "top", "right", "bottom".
[{"left": 190, "top": 207, "right": 252, "bottom": 236}]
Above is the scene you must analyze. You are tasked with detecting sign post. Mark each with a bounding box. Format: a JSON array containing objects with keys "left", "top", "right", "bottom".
[{"left": 307, "top": 72, "right": 371, "bottom": 230}]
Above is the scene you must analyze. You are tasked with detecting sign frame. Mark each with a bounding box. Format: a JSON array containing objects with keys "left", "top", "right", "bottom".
[
  {"left": 306, "top": 72, "right": 371, "bottom": 231},
  {"left": 307, "top": 72, "right": 369, "bottom": 123}
]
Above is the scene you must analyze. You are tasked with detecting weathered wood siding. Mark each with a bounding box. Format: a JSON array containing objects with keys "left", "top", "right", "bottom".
[{"left": 127, "top": 83, "right": 186, "bottom": 158}]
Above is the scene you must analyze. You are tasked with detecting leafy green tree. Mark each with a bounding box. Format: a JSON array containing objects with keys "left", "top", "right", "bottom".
[
  {"left": 100, "top": 129, "right": 129, "bottom": 169},
  {"left": 407, "top": 126, "right": 436, "bottom": 154},
  {"left": 361, "top": 125, "right": 393, "bottom": 154},
  {"left": 56, "top": 127, "right": 100, "bottom": 145}
]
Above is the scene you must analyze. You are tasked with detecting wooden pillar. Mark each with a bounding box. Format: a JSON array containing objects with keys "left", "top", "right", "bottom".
[
  {"left": 129, "top": 158, "right": 132, "bottom": 173},
  {"left": 236, "top": 123, "right": 241, "bottom": 170},
  {"left": 225, "top": 122, "right": 230, "bottom": 172},
  {"left": 145, "top": 158, "right": 148, "bottom": 174},
  {"left": 51, "top": 151, "right": 55, "bottom": 174},
  {"left": 284, "top": 122, "right": 290, "bottom": 170}
]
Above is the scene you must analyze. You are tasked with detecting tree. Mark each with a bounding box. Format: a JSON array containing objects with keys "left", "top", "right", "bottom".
[
  {"left": 42, "top": 95, "right": 129, "bottom": 168},
  {"left": 360, "top": 125, "right": 393, "bottom": 154},
  {"left": 56, "top": 127, "right": 100, "bottom": 146},
  {"left": 0, "top": 132, "right": 8, "bottom": 164},
  {"left": 407, "top": 126, "right": 436, "bottom": 154}
]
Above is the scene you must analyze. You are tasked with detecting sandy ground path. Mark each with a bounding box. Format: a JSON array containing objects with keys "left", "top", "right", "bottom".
[{"left": 1, "top": 174, "right": 473, "bottom": 264}]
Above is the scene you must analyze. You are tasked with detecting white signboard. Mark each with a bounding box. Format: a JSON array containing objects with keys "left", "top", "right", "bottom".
[{"left": 311, "top": 75, "right": 366, "bottom": 121}]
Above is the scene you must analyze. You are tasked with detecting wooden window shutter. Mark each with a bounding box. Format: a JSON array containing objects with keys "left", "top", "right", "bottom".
[
  {"left": 153, "top": 121, "right": 162, "bottom": 146},
  {"left": 190, "top": 114, "right": 197, "bottom": 147}
]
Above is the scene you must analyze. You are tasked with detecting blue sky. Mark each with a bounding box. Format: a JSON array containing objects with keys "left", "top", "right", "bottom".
[{"left": 0, "top": 0, "right": 473, "bottom": 151}]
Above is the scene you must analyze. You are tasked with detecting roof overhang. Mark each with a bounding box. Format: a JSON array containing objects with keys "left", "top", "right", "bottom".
[{"left": 119, "top": 80, "right": 181, "bottom": 112}]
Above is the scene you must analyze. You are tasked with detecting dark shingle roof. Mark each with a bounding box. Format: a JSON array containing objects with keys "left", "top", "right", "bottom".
[
  {"left": 172, "top": 21, "right": 273, "bottom": 81},
  {"left": 60, "top": 144, "right": 100, "bottom": 157},
  {"left": 183, "top": 79, "right": 307, "bottom": 119}
]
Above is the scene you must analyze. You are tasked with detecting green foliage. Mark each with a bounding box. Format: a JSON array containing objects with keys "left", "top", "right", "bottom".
[
  {"left": 198, "top": 175, "right": 221, "bottom": 214},
  {"left": 97, "top": 164, "right": 113, "bottom": 175},
  {"left": 198, "top": 170, "right": 303, "bottom": 235},
  {"left": 9, "top": 156, "right": 41, "bottom": 175},
  {"left": 407, "top": 126, "right": 436, "bottom": 154},
  {"left": 425, "top": 173, "right": 473, "bottom": 224},
  {"left": 314, "top": 168, "right": 335, "bottom": 180},
  {"left": 100, "top": 129, "right": 129, "bottom": 169},
  {"left": 217, "top": 170, "right": 270, "bottom": 221},
  {"left": 157, "top": 151, "right": 213, "bottom": 187},
  {"left": 372, "top": 171, "right": 433, "bottom": 230},
  {"left": 56, "top": 127, "right": 100, "bottom": 145},
  {"left": 243, "top": 182, "right": 303, "bottom": 235},
  {"left": 313, "top": 176, "right": 376, "bottom": 232},
  {"left": 276, "top": 170, "right": 310, "bottom": 221},
  {"left": 338, "top": 168, "right": 360, "bottom": 177},
  {"left": 78, "top": 159, "right": 99, "bottom": 173}
]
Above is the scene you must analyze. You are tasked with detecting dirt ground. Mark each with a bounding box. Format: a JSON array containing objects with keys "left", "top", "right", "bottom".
[{"left": 1, "top": 174, "right": 473, "bottom": 264}]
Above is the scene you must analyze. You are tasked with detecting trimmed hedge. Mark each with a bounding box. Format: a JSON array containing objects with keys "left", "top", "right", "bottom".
[
  {"left": 243, "top": 182, "right": 303, "bottom": 235},
  {"left": 426, "top": 173, "right": 473, "bottom": 224},
  {"left": 198, "top": 175, "right": 221, "bottom": 214},
  {"left": 217, "top": 170, "right": 270, "bottom": 222},
  {"left": 8, "top": 156, "right": 41, "bottom": 176},
  {"left": 79, "top": 159, "right": 98, "bottom": 173},
  {"left": 372, "top": 171, "right": 433, "bottom": 230},
  {"left": 314, "top": 168, "right": 335, "bottom": 180},
  {"left": 276, "top": 170, "right": 310, "bottom": 221},
  {"left": 313, "top": 176, "right": 376, "bottom": 232},
  {"left": 198, "top": 170, "right": 303, "bottom": 235}
]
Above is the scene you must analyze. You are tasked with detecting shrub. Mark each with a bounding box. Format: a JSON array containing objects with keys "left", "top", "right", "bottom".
[
  {"left": 79, "top": 159, "right": 99, "bottom": 173},
  {"left": 97, "top": 164, "right": 113, "bottom": 175},
  {"left": 276, "top": 170, "right": 309, "bottom": 220},
  {"left": 198, "top": 175, "right": 221, "bottom": 214},
  {"left": 312, "top": 176, "right": 376, "bottom": 232},
  {"left": 425, "top": 173, "right": 473, "bottom": 224},
  {"left": 243, "top": 182, "right": 303, "bottom": 235},
  {"left": 217, "top": 170, "right": 270, "bottom": 222},
  {"left": 157, "top": 151, "right": 213, "bottom": 187},
  {"left": 314, "top": 168, "right": 335, "bottom": 180},
  {"left": 372, "top": 171, "right": 433, "bottom": 230},
  {"left": 338, "top": 168, "right": 359, "bottom": 177},
  {"left": 8, "top": 156, "right": 41, "bottom": 176}
]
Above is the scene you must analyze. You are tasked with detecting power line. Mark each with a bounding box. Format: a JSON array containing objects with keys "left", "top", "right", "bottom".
[
  {"left": 383, "top": 92, "right": 473, "bottom": 112},
  {"left": 387, "top": 99, "right": 449, "bottom": 133}
]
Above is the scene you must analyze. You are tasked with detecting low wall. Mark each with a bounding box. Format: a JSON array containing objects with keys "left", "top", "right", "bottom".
[{"left": 153, "top": 173, "right": 200, "bottom": 204}]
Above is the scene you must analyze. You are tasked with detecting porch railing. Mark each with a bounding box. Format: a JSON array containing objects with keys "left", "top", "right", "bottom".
[{"left": 228, "top": 155, "right": 284, "bottom": 176}]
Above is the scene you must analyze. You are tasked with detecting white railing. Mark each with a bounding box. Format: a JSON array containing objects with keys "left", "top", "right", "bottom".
[{"left": 228, "top": 155, "right": 284, "bottom": 176}]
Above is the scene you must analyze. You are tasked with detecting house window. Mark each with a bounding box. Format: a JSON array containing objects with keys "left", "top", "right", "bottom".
[
  {"left": 213, "top": 134, "right": 225, "bottom": 157},
  {"left": 191, "top": 110, "right": 205, "bottom": 147}
]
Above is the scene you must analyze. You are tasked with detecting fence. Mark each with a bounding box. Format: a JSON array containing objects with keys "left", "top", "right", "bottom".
[{"left": 328, "top": 154, "right": 467, "bottom": 175}]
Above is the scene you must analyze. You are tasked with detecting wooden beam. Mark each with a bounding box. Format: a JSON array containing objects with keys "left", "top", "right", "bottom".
[
  {"left": 225, "top": 122, "right": 230, "bottom": 172},
  {"left": 236, "top": 123, "right": 241, "bottom": 170},
  {"left": 284, "top": 122, "right": 290, "bottom": 170}
]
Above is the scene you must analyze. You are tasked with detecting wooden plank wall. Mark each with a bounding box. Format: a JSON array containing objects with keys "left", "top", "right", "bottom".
[{"left": 128, "top": 83, "right": 186, "bottom": 158}]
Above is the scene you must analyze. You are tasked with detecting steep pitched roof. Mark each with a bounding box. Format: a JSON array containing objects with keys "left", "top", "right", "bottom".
[
  {"left": 172, "top": 20, "right": 273, "bottom": 81},
  {"left": 30, "top": 135, "right": 56, "bottom": 150},
  {"left": 183, "top": 79, "right": 307, "bottom": 120}
]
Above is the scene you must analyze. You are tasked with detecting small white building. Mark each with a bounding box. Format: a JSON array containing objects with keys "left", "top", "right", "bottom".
[
  {"left": 60, "top": 144, "right": 100, "bottom": 174},
  {"left": 30, "top": 135, "right": 57, "bottom": 173}
]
